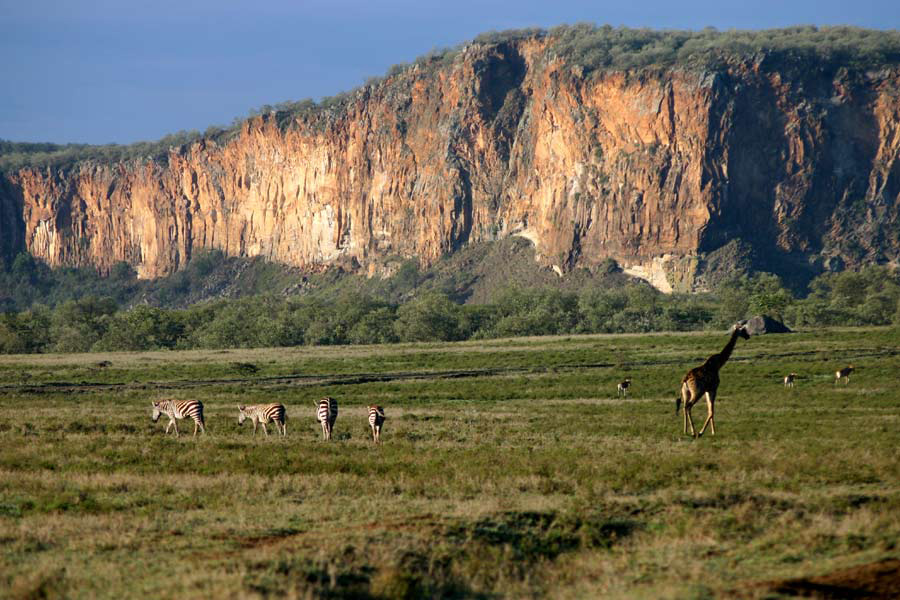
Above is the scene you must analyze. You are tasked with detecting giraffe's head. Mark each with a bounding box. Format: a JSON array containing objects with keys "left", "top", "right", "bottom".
[
  {"left": 732, "top": 324, "right": 751, "bottom": 340},
  {"left": 238, "top": 405, "right": 248, "bottom": 425},
  {"left": 151, "top": 401, "right": 162, "bottom": 422}
]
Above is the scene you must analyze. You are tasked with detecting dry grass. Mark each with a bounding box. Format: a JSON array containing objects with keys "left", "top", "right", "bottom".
[{"left": 1, "top": 326, "right": 898, "bottom": 598}]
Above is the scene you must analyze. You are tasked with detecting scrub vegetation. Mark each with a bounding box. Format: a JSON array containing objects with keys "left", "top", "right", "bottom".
[
  {"left": 1, "top": 326, "right": 898, "bottom": 598},
  {"left": 3, "top": 246, "right": 900, "bottom": 353}
]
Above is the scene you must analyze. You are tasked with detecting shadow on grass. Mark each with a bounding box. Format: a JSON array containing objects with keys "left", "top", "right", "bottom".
[{"left": 241, "top": 510, "right": 640, "bottom": 598}]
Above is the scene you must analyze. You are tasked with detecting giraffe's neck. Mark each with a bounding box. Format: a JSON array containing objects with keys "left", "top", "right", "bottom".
[{"left": 706, "top": 329, "right": 742, "bottom": 372}]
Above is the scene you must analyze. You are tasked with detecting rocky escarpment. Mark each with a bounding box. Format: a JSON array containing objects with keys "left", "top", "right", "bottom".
[{"left": 2, "top": 35, "right": 900, "bottom": 292}]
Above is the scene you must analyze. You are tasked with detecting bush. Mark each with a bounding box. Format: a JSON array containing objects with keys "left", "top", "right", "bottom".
[{"left": 394, "top": 293, "right": 462, "bottom": 342}]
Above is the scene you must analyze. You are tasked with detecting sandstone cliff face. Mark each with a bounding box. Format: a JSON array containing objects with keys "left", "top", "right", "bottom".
[{"left": 3, "top": 39, "right": 900, "bottom": 291}]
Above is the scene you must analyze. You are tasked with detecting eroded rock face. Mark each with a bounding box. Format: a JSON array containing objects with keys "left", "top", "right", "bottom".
[{"left": 2, "top": 39, "right": 900, "bottom": 291}]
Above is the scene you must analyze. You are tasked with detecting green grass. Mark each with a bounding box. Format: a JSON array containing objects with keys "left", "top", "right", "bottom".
[{"left": 1, "top": 327, "right": 899, "bottom": 598}]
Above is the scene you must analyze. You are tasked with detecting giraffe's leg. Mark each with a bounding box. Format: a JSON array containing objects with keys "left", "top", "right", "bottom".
[
  {"left": 699, "top": 391, "right": 716, "bottom": 436},
  {"left": 684, "top": 391, "right": 697, "bottom": 438},
  {"left": 682, "top": 387, "right": 695, "bottom": 436}
]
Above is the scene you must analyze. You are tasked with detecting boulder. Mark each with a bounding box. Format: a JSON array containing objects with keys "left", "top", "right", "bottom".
[{"left": 739, "top": 315, "right": 792, "bottom": 336}]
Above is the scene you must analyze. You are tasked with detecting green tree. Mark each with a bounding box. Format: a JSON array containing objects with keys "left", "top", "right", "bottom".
[
  {"left": 94, "top": 305, "right": 185, "bottom": 351},
  {"left": 394, "top": 293, "right": 461, "bottom": 342}
]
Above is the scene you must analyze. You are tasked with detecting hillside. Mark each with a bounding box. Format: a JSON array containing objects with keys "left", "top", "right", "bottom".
[{"left": 2, "top": 25, "right": 900, "bottom": 292}]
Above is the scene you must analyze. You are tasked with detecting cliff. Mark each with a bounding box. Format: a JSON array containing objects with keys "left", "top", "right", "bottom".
[{"left": 3, "top": 33, "right": 900, "bottom": 292}]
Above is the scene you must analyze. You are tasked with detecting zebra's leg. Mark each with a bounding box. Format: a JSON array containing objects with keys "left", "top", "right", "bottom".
[
  {"left": 252, "top": 420, "right": 258, "bottom": 435},
  {"left": 193, "top": 420, "right": 199, "bottom": 437},
  {"left": 261, "top": 421, "right": 269, "bottom": 436},
  {"left": 165, "top": 419, "right": 173, "bottom": 435},
  {"left": 172, "top": 419, "right": 180, "bottom": 438}
]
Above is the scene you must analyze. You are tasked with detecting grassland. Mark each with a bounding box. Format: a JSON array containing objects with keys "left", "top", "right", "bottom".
[{"left": 1, "top": 327, "right": 898, "bottom": 598}]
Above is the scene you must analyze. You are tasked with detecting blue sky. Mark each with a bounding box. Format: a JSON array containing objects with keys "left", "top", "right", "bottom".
[{"left": 2, "top": 0, "right": 899, "bottom": 145}]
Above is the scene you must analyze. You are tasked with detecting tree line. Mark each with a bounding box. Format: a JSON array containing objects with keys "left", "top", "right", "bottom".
[{"left": 1, "top": 259, "right": 897, "bottom": 354}]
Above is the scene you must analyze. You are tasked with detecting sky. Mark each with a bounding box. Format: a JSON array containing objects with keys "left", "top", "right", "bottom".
[{"left": 2, "top": 0, "right": 899, "bottom": 145}]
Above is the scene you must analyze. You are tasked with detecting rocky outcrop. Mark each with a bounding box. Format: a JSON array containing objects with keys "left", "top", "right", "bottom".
[{"left": 2, "top": 36, "right": 900, "bottom": 291}]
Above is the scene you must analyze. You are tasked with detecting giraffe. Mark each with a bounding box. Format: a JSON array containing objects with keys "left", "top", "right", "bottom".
[{"left": 676, "top": 324, "right": 750, "bottom": 437}]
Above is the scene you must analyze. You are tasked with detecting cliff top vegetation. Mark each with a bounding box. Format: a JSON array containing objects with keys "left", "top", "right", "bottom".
[{"left": 2, "top": 25, "right": 899, "bottom": 173}]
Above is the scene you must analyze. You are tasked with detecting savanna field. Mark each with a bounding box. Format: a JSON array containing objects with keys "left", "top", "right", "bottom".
[{"left": 1, "top": 327, "right": 898, "bottom": 599}]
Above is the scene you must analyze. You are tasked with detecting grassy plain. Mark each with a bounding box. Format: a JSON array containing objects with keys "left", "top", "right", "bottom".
[{"left": 1, "top": 327, "right": 899, "bottom": 598}]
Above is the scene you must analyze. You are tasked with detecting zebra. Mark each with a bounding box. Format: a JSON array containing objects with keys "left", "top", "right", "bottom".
[
  {"left": 238, "top": 403, "right": 287, "bottom": 436},
  {"left": 315, "top": 397, "right": 338, "bottom": 440},
  {"left": 367, "top": 405, "right": 386, "bottom": 443},
  {"left": 151, "top": 399, "right": 206, "bottom": 437},
  {"left": 617, "top": 378, "right": 632, "bottom": 397}
]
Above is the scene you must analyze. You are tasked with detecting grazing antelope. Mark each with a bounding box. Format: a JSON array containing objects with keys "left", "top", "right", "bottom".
[
  {"left": 676, "top": 324, "right": 750, "bottom": 437},
  {"left": 617, "top": 378, "right": 632, "bottom": 397},
  {"left": 315, "top": 397, "right": 338, "bottom": 440},
  {"left": 151, "top": 399, "right": 206, "bottom": 437},
  {"left": 367, "top": 405, "right": 386, "bottom": 443},
  {"left": 238, "top": 403, "right": 287, "bottom": 436},
  {"left": 835, "top": 365, "right": 854, "bottom": 385},
  {"left": 784, "top": 373, "right": 797, "bottom": 388}
]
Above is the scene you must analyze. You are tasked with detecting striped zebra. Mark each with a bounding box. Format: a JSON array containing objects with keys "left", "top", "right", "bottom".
[
  {"left": 315, "top": 397, "right": 338, "bottom": 440},
  {"left": 151, "top": 399, "right": 206, "bottom": 437},
  {"left": 238, "top": 403, "right": 287, "bottom": 436},
  {"left": 367, "top": 405, "right": 386, "bottom": 443}
]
